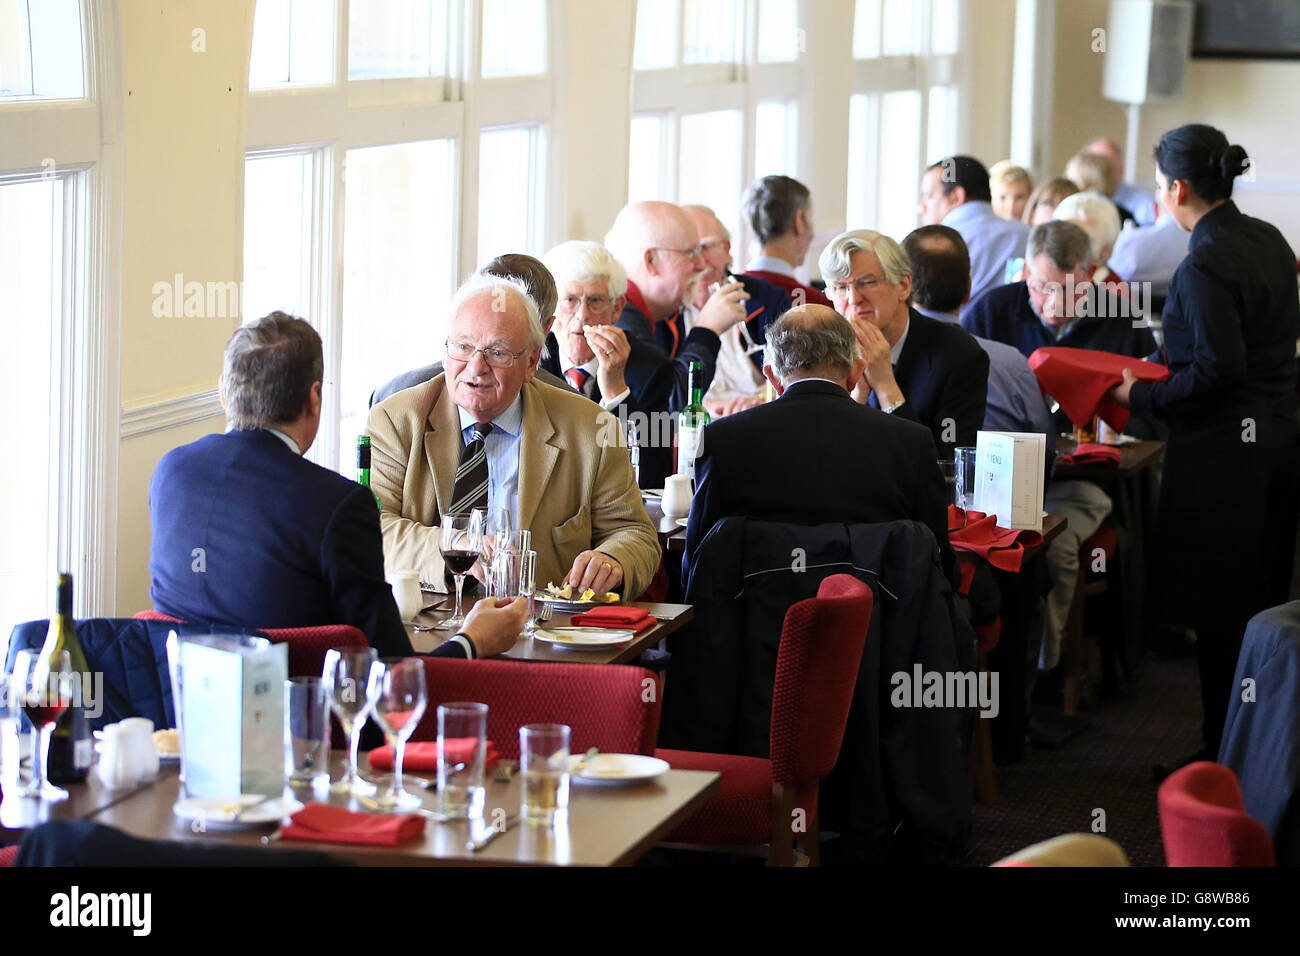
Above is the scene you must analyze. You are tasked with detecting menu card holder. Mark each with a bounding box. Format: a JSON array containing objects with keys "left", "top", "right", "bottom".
[
  {"left": 973, "top": 431, "right": 1046, "bottom": 531},
  {"left": 179, "top": 634, "right": 287, "bottom": 797}
]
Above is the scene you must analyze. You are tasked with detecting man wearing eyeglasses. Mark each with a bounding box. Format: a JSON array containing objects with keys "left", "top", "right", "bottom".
[
  {"left": 367, "top": 272, "right": 661, "bottom": 602},
  {"left": 604, "top": 201, "right": 751, "bottom": 483},
  {"left": 682, "top": 205, "right": 793, "bottom": 418},
  {"left": 822, "top": 228, "right": 989, "bottom": 457}
]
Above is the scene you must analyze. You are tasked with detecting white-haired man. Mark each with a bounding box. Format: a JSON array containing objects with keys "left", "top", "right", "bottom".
[
  {"left": 367, "top": 273, "right": 661, "bottom": 599},
  {"left": 821, "top": 228, "right": 988, "bottom": 457},
  {"left": 1052, "top": 191, "right": 1125, "bottom": 288}
]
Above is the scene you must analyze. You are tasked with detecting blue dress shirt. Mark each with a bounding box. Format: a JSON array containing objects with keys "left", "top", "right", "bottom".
[
  {"left": 1108, "top": 213, "right": 1189, "bottom": 297},
  {"left": 1114, "top": 182, "right": 1158, "bottom": 226},
  {"left": 942, "top": 201, "right": 1030, "bottom": 307}
]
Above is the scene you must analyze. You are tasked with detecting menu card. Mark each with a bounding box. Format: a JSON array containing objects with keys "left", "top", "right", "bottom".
[{"left": 974, "top": 431, "right": 1046, "bottom": 531}]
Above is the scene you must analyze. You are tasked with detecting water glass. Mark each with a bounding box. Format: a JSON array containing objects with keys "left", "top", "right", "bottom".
[
  {"left": 493, "top": 547, "right": 537, "bottom": 638},
  {"left": 937, "top": 459, "right": 958, "bottom": 506},
  {"left": 285, "top": 677, "right": 331, "bottom": 789},
  {"left": 520, "top": 723, "right": 570, "bottom": 826},
  {"left": 436, "top": 702, "right": 488, "bottom": 819},
  {"left": 954, "top": 446, "right": 978, "bottom": 511}
]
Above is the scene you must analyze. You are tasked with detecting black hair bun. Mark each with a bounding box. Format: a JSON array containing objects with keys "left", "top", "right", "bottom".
[{"left": 1220, "top": 144, "right": 1250, "bottom": 180}]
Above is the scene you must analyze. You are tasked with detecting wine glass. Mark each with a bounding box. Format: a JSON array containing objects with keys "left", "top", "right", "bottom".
[
  {"left": 322, "top": 647, "right": 378, "bottom": 796},
  {"left": 12, "top": 649, "right": 72, "bottom": 802},
  {"left": 366, "top": 658, "right": 427, "bottom": 811},
  {"left": 437, "top": 511, "right": 484, "bottom": 630}
]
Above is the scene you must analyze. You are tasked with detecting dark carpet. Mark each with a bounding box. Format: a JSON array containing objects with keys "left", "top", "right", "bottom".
[{"left": 968, "top": 652, "right": 1202, "bottom": 867}]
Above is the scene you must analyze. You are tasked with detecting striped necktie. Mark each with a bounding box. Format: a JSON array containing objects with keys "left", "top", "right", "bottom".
[
  {"left": 448, "top": 422, "right": 493, "bottom": 517},
  {"left": 565, "top": 367, "right": 590, "bottom": 394}
]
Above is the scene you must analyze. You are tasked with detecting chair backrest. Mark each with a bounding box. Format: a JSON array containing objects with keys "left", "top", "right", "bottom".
[
  {"left": 411, "top": 659, "right": 661, "bottom": 760},
  {"left": 1158, "top": 761, "right": 1276, "bottom": 866},
  {"left": 768, "top": 574, "right": 873, "bottom": 787},
  {"left": 133, "top": 611, "right": 370, "bottom": 679}
]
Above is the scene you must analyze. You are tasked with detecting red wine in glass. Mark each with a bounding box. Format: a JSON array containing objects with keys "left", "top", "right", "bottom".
[
  {"left": 442, "top": 549, "right": 479, "bottom": 575},
  {"left": 23, "top": 701, "right": 68, "bottom": 728}
]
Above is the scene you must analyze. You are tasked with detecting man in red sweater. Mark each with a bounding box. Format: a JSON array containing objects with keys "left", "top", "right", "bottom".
[{"left": 741, "top": 175, "right": 832, "bottom": 309}]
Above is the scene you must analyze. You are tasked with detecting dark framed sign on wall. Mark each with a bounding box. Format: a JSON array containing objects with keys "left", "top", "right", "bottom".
[{"left": 1191, "top": 1, "right": 1300, "bottom": 59}]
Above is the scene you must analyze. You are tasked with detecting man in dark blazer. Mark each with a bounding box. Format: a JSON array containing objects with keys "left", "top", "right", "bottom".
[
  {"left": 821, "top": 228, "right": 989, "bottom": 457},
  {"left": 370, "top": 253, "right": 576, "bottom": 407},
  {"left": 149, "top": 312, "right": 525, "bottom": 659},
  {"left": 683, "top": 305, "right": 952, "bottom": 583}
]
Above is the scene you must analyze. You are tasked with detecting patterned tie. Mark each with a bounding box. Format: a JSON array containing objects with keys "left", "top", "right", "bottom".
[
  {"left": 447, "top": 422, "right": 494, "bottom": 517},
  {"left": 565, "top": 367, "right": 590, "bottom": 394}
]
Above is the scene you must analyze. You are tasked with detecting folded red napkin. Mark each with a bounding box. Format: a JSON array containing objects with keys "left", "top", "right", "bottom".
[
  {"left": 280, "top": 802, "right": 425, "bottom": 847},
  {"left": 947, "top": 506, "right": 1045, "bottom": 594},
  {"left": 569, "top": 606, "right": 657, "bottom": 632},
  {"left": 1028, "top": 347, "right": 1169, "bottom": 431},
  {"left": 367, "top": 738, "right": 500, "bottom": 772},
  {"left": 1059, "top": 443, "right": 1122, "bottom": 467}
]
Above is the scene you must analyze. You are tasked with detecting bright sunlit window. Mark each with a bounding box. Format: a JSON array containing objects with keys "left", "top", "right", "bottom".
[
  {"left": 756, "top": 0, "right": 800, "bottom": 63},
  {"left": 243, "top": 150, "right": 318, "bottom": 324},
  {"left": 340, "top": 139, "right": 456, "bottom": 453},
  {"left": 679, "top": 109, "right": 743, "bottom": 242},
  {"left": 633, "top": 0, "right": 678, "bottom": 69},
  {"left": 249, "top": 0, "right": 336, "bottom": 88},
  {"left": 481, "top": 0, "right": 548, "bottom": 77},
  {"left": 754, "top": 99, "right": 798, "bottom": 180},
  {"left": 852, "top": 0, "right": 881, "bottom": 60},
  {"left": 477, "top": 124, "right": 547, "bottom": 265},
  {"left": 347, "top": 0, "right": 452, "bottom": 80},
  {"left": 0, "top": 0, "right": 84, "bottom": 98},
  {"left": 628, "top": 113, "right": 672, "bottom": 203},
  {"left": 682, "top": 0, "right": 742, "bottom": 65}
]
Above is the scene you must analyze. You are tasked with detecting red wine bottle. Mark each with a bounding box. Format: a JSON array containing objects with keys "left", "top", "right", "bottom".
[{"left": 44, "top": 573, "right": 92, "bottom": 783}]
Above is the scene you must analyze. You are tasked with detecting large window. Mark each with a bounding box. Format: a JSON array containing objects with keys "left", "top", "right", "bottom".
[
  {"left": 846, "top": 0, "right": 968, "bottom": 241},
  {"left": 245, "top": 0, "right": 556, "bottom": 474},
  {"left": 0, "top": 0, "right": 84, "bottom": 99}
]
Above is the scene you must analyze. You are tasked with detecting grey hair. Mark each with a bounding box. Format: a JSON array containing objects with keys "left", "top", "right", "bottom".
[
  {"left": 541, "top": 240, "right": 629, "bottom": 299},
  {"left": 1026, "top": 220, "right": 1092, "bottom": 273},
  {"left": 763, "top": 311, "right": 856, "bottom": 381},
  {"left": 818, "top": 229, "right": 912, "bottom": 286},
  {"left": 446, "top": 271, "right": 544, "bottom": 350},
  {"left": 1051, "top": 191, "right": 1120, "bottom": 263},
  {"left": 222, "top": 312, "right": 323, "bottom": 430}
]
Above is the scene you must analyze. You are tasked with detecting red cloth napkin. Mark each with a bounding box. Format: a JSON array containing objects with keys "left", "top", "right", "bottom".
[
  {"left": 569, "top": 606, "right": 657, "bottom": 632},
  {"left": 1027, "top": 347, "right": 1169, "bottom": 431},
  {"left": 368, "top": 738, "right": 500, "bottom": 772},
  {"left": 947, "top": 505, "right": 1044, "bottom": 594},
  {"left": 280, "top": 802, "right": 425, "bottom": 847},
  {"left": 1059, "top": 443, "right": 1122, "bottom": 467}
]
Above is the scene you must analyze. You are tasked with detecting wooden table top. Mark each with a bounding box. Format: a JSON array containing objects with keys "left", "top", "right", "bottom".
[
  {"left": 88, "top": 758, "right": 720, "bottom": 866},
  {"left": 642, "top": 496, "right": 687, "bottom": 554},
  {"left": 409, "top": 601, "right": 693, "bottom": 665},
  {"left": 1054, "top": 436, "right": 1165, "bottom": 480},
  {"left": 0, "top": 763, "right": 157, "bottom": 839}
]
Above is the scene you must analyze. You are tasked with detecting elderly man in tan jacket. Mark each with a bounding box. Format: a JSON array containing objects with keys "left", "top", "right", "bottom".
[{"left": 367, "top": 272, "right": 661, "bottom": 599}]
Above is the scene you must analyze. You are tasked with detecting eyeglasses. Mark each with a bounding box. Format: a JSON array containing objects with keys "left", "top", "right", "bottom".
[
  {"left": 559, "top": 294, "right": 613, "bottom": 313},
  {"left": 651, "top": 245, "right": 704, "bottom": 261},
  {"left": 445, "top": 339, "right": 529, "bottom": 369},
  {"left": 829, "top": 275, "right": 888, "bottom": 296}
]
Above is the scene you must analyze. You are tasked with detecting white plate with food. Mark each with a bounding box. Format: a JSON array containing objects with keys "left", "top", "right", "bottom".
[
  {"left": 569, "top": 753, "right": 670, "bottom": 785},
  {"left": 172, "top": 794, "right": 304, "bottom": 828},
  {"left": 534, "top": 627, "right": 637, "bottom": 648},
  {"left": 534, "top": 583, "right": 621, "bottom": 612}
]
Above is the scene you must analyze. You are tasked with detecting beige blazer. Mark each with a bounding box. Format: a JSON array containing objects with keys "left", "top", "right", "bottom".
[{"left": 366, "top": 375, "right": 661, "bottom": 599}]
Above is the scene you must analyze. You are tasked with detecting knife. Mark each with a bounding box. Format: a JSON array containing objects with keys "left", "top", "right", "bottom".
[{"left": 467, "top": 813, "right": 520, "bottom": 852}]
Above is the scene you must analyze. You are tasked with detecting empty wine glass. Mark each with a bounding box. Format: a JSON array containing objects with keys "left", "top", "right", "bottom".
[
  {"left": 366, "top": 658, "right": 428, "bottom": 812},
  {"left": 322, "top": 647, "right": 378, "bottom": 796},
  {"left": 437, "top": 511, "right": 484, "bottom": 630},
  {"left": 12, "top": 649, "right": 72, "bottom": 802}
]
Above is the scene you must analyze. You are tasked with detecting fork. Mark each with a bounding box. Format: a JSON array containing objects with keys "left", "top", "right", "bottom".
[{"left": 537, "top": 604, "right": 554, "bottom": 622}]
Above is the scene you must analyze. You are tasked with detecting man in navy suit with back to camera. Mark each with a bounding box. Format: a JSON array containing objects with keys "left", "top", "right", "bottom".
[{"left": 148, "top": 312, "right": 524, "bottom": 659}]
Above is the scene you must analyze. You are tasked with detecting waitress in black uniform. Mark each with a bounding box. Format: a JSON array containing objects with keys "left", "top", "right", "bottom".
[{"left": 1112, "top": 124, "right": 1300, "bottom": 771}]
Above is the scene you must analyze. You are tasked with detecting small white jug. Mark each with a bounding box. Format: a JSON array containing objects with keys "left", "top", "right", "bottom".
[
  {"left": 387, "top": 570, "right": 423, "bottom": 621},
  {"left": 662, "top": 474, "right": 694, "bottom": 519}
]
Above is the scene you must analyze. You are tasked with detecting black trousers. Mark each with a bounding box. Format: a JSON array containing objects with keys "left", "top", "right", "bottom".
[{"left": 1198, "top": 626, "right": 1246, "bottom": 758}]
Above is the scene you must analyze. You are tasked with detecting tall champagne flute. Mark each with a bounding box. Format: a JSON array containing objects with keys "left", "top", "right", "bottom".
[
  {"left": 322, "top": 647, "right": 378, "bottom": 796},
  {"left": 437, "top": 512, "right": 483, "bottom": 630},
  {"left": 12, "top": 649, "right": 72, "bottom": 802},
  {"left": 366, "top": 658, "right": 427, "bottom": 811}
]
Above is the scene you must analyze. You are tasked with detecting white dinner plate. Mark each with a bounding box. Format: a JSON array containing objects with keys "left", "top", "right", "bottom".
[
  {"left": 570, "top": 753, "right": 670, "bottom": 785},
  {"left": 675, "top": 517, "right": 688, "bottom": 528},
  {"left": 533, "top": 627, "right": 637, "bottom": 648},
  {"left": 534, "top": 590, "right": 620, "bottom": 612},
  {"left": 641, "top": 489, "right": 664, "bottom": 499},
  {"left": 172, "top": 794, "right": 303, "bottom": 828}
]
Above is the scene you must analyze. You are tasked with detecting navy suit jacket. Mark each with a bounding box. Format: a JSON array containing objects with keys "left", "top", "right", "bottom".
[
  {"left": 149, "top": 429, "right": 459, "bottom": 659},
  {"left": 683, "top": 379, "right": 953, "bottom": 585}
]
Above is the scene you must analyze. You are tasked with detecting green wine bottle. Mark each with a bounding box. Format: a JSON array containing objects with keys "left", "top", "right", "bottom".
[
  {"left": 676, "top": 360, "right": 710, "bottom": 481},
  {"left": 44, "top": 572, "right": 92, "bottom": 783},
  {"left": 356, "top": 435, "right": 381, "bottom": 511}
]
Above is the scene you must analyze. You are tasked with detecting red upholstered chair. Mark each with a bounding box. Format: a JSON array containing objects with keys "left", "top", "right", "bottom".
[
  {"left": 654, "top": 574, "right": 874, "bottom": 866},
  {"left": 1158, "top": 762, "right": 1276, "bottom": 867},
  {"left": 0, "top": 845, "right": 18, "bottom": 867},
  {"left": 411, "top": 659, "right": 661, "bottom": 760},
  {"left": 132, "top": 611, "right": 370, "bottom": 679},
  {"left": 1064, "top": 520, "right": 1121, "bottom": 714}
]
